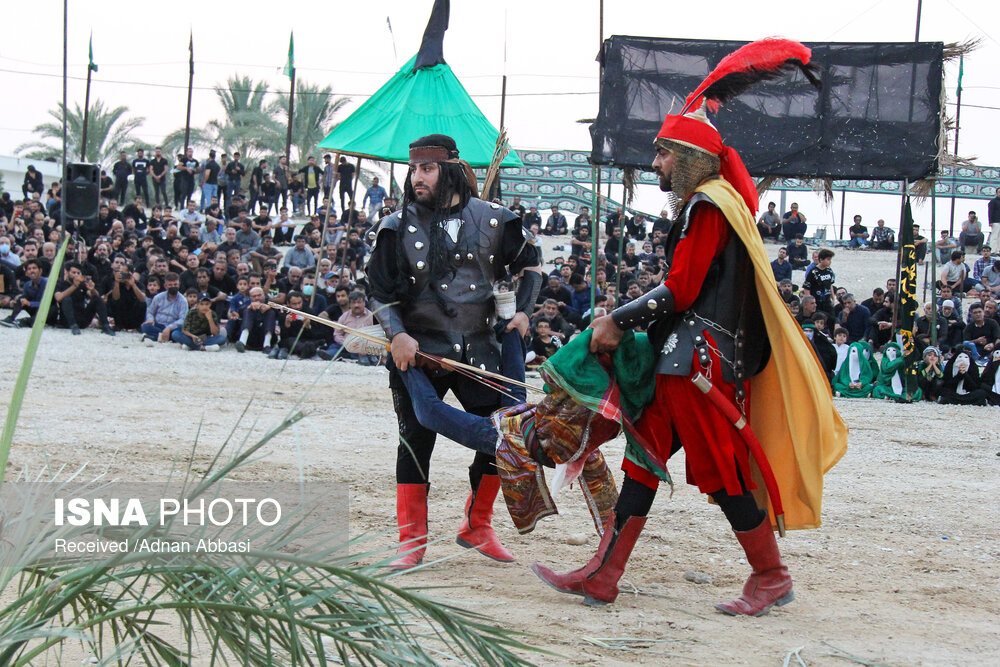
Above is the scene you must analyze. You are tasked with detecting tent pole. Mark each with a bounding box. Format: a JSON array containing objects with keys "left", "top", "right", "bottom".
[
  {"left": 350, "top": 156, "right": 363, "bottom": 223},
  {"left": 590, "top": 167, "right": 598, "bottom": 315},
  {"left": 839, "top": 190, "right": 846, "bottom": 240},
  {"left": 616, "top": 183, "right": 626, "bottom": 297},
  {"left": 930, "top": 184, "right": 938, "bottom": 347}
]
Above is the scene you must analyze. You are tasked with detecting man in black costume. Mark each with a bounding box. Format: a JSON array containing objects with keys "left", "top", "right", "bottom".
[{"left": 367, "top": 134, "right": 542, "bottom": 569}]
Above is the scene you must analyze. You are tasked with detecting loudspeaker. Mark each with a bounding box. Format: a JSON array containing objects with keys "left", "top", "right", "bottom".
[{"left": 63, "top": 162, "right": 100, "bottom": 220}]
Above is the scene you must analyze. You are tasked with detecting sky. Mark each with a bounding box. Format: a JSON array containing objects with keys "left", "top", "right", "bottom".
[{"left": 1, "top": 0, "right": 998, "bottom": 234}]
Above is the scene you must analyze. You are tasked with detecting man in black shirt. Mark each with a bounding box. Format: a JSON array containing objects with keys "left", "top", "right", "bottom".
[
  {"left": 22, "top": 165, "right": 44, "bottom": 199},
  {"left": 273, "top": 155, "right": 290, "bottom": 211},
  {"left": 848, "top": 215, "right": 869, "bottom": 249},
  {"left": 53, "top": 262, "right": 114, "bottom": 335},
  {"left": 224, "top": 151, "right": 246, "bottom": 212},
  {"left": 249, "top": 159, "right": 267, "bottom": 214},
  {"left": 523, "top": 205, "right": 542, "bottom": 231},
  {"left": 149, "top": 147, "right": 170, "bottom": 205},
  {"left": 786, "top": 234, "right": 810, "bottom": 270},
  {"left": 182, "top": 148, "right": 199, "bottom": 206},
  {"left": 111, "top": 151, "right": 132, "bottom": 206},
  {"left": 335, "top": 156, "right": 355, "bottom": 213},
  {"left": 99, "top": 170, "right": 114, "bottom": 199},
  {"left": 201, "top": 150, "right": 221, "bottom": 212},
  {"left": 131, "top": 149, "right": 149, "bottom": 205}
]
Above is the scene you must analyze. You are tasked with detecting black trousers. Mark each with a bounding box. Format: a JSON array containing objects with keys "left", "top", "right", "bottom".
[
  {"left": 108, "top": 295, "right": 146, "bottom": 330},
  {"left": 306, "top": 188, "right": 320, "bottom": 215},
  {"left": 152, "top": 178, "right": 168, "bottom": 205},
  {"left": 389, "top": 363, "right": 498, "bottom": 486},
  {"left": 8, "top": 301, "right": 38, "bottom": 323},
  {"left": 114, "top": 180, "right": 129, "bottom": 205},
  {"left": 241, "top": 307, "right": 276, "bottom": 347},
  {"left": 133, "top": 178, "right": 149, "bottom": 205},
  {"left": 278, "top": 336, "right": 319, "bottom": 358},
  {"left": 57, "top": 297, "right": 109, "bottom": 329},
  {"left": 339, "top": 185, "right": 353, "bottom": 214},
  {"left": 173, "top": 179, "right": 185, "bottom": 209}
]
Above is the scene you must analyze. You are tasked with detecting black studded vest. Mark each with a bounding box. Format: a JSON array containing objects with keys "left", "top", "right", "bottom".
[{"left": 649, "top": 192, "right": 770, "bottom": 385}]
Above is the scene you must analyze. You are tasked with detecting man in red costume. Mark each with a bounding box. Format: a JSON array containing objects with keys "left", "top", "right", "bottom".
[{"left": 532, "top": 38, "right": 846, "bottom": 616}]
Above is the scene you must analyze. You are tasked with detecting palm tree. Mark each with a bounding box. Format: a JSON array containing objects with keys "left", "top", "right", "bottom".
[
  {"left": 270, "top": 80, "right": 351, "bottom": 164},
  {"left": 208, "top": 75, "right": 283, "bottom": 160},
  {"left": 16, "top": 99, "right": 145, "bottom": 167}
]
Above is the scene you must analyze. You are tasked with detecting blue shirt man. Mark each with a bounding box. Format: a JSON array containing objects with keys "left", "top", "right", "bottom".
[{"left": 837, "top": 294, "right": 871, "bottom": 343}]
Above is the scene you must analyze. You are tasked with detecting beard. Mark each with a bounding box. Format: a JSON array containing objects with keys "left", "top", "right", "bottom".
[
  {"left": 167, "top": 286, "right": 179, "bottom": 296},
  {"left": 657, "top": 172, "right": 672, "bottom": 192},
  {"left": 413, "top": 184, "right": 437, "bottom": 207}
]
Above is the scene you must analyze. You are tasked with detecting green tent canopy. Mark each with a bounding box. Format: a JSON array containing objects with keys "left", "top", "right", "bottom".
[{"left": 317, "top": 54, "right": 522, "bottom": 169}]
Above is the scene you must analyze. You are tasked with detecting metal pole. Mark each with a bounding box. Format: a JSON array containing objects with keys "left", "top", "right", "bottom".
[
  {"left": 930, "top": 185, "right": 938, "bottom": 347},
  {"left": 497, "top": 73, "right": 507, "bottom": 201},
  {"left": 184, "top": 31, "right": 194, "bottom": 153},
  {"left": 61, "top": 0, "right": 67, "bottom": 237},
  {"left": 839, "top": 190, "right": 846, "bottom": 240},
  {"left": 615, "top": 185, "right": 626, "bottom": 297},
  {"left": 590, "top": 0, "right": 604, "bottom": 314},
  {"left": 81, "top": 66, "right": 92, "bottom": 162},
  {"left": 285, "top": 66, "right": 296, "bottom": 165},
  {"left": 914, "top": 0, "right": 922, "bottom": 41},
  {"left": 350, "top": 156, "right": 362, "bottom": 219},
  {"left": 590, "top": 167, "right": 599, "bottom": 315}
]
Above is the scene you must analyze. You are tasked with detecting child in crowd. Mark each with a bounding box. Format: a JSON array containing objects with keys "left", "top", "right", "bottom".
[
  {"left": 530, "top": 318, "right": 562, "bottom": 365},
  {"left": 918, "top": 346, "right": 944, "bottom": 402},
  {"left": 833, "top": 327, "right": 850, "bottom": 374},
  {"left": 226, "top": 276, "right": 252, "bottom": 341},
  {"left": 174, "top": 293, "right": 226, "bottom": 351}
]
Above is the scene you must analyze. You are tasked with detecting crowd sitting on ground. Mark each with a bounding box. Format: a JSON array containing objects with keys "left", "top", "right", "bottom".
[
  {"left": 3, "top": 164, "right": 1000, "bottom": 405},
  {"left": 1, "top": 153, "right": 390, "bottom": 363}
]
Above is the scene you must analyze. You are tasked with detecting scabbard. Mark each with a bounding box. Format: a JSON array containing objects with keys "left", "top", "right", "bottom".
[{"left": 691, "top": 373, "right": 786, "bottom": 536}]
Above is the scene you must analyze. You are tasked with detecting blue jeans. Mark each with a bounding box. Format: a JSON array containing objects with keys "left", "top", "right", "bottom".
[
  {"left": 323, "top": 342, "right": 354, "bottom": 359},
  {"left": 141, "top": 322, "right": 167, "bottom": 340},
  {"left": 201, "top": 183, "right": 218, "bottom": 211},
  {"left": 393, "top": 327, "right": 528, "bottom": 455},
  {"left": 171, "top": 329, "right": 227, "bottom": 350},
  {"left": 849, "top": 237, "right": 868, "bottom": 248}
]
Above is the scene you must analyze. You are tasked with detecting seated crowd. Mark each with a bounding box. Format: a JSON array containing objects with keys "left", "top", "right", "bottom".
[{"left": 0, "top": 157, "right": 389, "bottom": 364}]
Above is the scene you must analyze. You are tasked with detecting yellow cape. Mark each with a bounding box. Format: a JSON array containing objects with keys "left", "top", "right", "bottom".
[{"left": 698, "top": 178, "right": 848, "bottom": 530}]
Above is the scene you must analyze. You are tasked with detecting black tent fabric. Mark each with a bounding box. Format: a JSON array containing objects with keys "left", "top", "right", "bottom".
[{"left": 591, "top": 37, "right": 943, "bottom": 180}]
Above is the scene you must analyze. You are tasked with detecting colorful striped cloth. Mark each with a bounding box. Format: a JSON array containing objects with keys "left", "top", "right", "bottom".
[{"left": 494, "top": 330, "right": 670, "bottom": 535}]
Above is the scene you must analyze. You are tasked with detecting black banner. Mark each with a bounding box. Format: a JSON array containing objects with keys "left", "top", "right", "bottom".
[{"left": 591, "top": 37, "right": 943, "bottom": 180}]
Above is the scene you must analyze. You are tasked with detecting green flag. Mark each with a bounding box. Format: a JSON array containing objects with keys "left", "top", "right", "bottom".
[
  {"left": 897, "top": 197, "right": 919, "bottom": 401},
  {"left": 283, "top": 32, "right": 294, "bottom": 78},
  {"left": 957, "top": 54, "right": 963, "bottom": 95},
  {"left": 88, "top": 33, "right": 97, "bottom": 72}
]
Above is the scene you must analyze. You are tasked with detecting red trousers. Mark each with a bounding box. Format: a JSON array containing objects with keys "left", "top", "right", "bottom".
[{"left": 623, "top": 335, "right": 753, "bottom": 496}]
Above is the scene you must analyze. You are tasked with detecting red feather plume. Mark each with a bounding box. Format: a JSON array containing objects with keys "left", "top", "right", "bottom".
[{"left": 682, "top": 38, "right": 820, "bottom": 114}]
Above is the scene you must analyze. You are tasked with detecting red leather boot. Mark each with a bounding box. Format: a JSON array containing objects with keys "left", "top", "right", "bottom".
[
  {"left": 389, "top": 484, "right": 429, "bottom": 570},
  {"left": 715, "top": 518, "right": 794, "bottom": 616},
  {"left": 531, "top": 511, "right": 647, "bottom": 606},
  {"left": 455, "top": 474, "right": 515, "bottom": 562}
]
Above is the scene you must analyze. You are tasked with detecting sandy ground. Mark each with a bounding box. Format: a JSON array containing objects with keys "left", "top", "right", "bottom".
[{"left": 2, "top": 242, "right": 999, "bottom": 665}]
